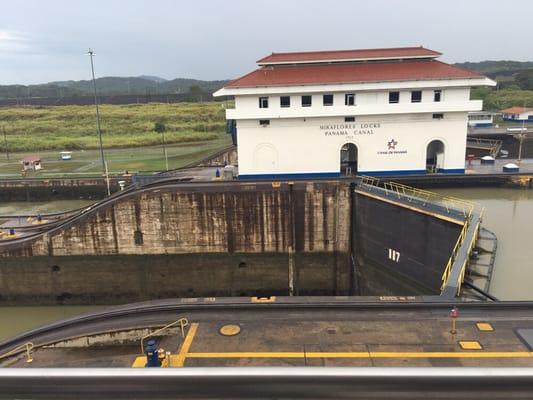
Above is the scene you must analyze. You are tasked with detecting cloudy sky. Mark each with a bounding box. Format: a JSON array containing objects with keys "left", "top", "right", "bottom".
[{"left": 1, "top": 0, "right": 533, "bottom": 85}]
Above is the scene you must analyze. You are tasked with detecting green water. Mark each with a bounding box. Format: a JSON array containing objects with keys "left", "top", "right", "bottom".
[
  {"left": 434, "top": 187, "right": 533, "bottom": 301},
  {"left": 0, "top": 188, "right": 531, "bottom": 341},
  {"left": 0, "top": 306, "right": 106, "bottom": 341},
  {"left": 0, "top": 200, "right": 95, "bottom": 216}
]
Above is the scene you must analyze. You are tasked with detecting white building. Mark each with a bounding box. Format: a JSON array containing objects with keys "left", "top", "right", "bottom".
[
  {"left": 501, "top": 107, "right": 533, "bottom": 123},
  {"left": 214, "top": 46, "right": 495, "bottom": 178},
  {"left": 468, "top": 112, "right": 494, "bottom": 127}
]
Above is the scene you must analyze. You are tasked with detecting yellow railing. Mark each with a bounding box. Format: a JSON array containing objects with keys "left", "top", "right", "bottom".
[
  {"left": 140, "top": 318, "right": 189, "bottom": 354},
  {"left": 0, "top": 342, "right": 34, "bottom": 364},
  {"left": 360, "top": 177, "right": 476, "bottom": 218}
]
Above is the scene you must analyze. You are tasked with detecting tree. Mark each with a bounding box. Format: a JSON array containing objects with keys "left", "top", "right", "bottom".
[
  {"left": 154, "top": 121, "right": 166, "bottom": 134},
  {"left": 189, "top": 85, "right": 204, "bottom": 102}
]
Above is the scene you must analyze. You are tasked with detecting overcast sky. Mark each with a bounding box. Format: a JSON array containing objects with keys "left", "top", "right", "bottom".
[{"left": 1, "top": 0, "right": 533, "bottom": 85}]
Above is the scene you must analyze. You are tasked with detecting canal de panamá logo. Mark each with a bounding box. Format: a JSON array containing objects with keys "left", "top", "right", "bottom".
[
  {"left": 387, "top": 138, "right": 398, "bottom": 150},
  {"left": 378, "top": 138, "right": 407, "bottom": 155}
]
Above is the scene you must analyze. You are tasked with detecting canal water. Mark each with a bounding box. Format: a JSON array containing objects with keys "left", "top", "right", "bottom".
[
  {"left": 0, "top": 188, "right": 532, "bottom": 341},
  {"left": 434, "top": 187, "right": 533, "bottom": 301},
  {"left": 0, "top": 200, "right": 95, "bottom": 216}
]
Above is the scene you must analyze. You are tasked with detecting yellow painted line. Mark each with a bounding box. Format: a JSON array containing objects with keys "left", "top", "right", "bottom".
[
  {"left": 131, "top": 355, "right": 147, "bottom": 368},
  {"left": 172, "top": 322, "right": 199, "bottom": 367},
  {"left": 189, "top": 352, "right": 306, "bottom": 359},
  {"left": 186, "top": 351, "right": 533, "bottom": 359}
]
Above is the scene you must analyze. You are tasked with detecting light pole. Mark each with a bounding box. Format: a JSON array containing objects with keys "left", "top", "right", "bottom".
[
  {"left": 2, "top": 126, "right": 8, "bottom": 161},
  {"left": 87, "top": 48, "right": 110, "bottom": 196},
  {"left": 517, "top": 102, "right": 528, "bottom": 164}
]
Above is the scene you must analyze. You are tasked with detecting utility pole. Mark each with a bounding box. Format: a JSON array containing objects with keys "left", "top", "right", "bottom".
[
  {"left": 88, "top": 48, "right": 110, "bottom": 196},
  {"left": 517, "top": 101, "right": 527, "bottom": 164},
  {"left": 2, "top": 126, "right": 8, "bottom": 161}
]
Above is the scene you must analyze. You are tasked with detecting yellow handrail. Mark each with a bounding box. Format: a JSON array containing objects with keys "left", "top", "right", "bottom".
[
  {"left": 140, "top": 318, "right": 189, "bottom": 354},
  {"left": 359, "top": 176, "right": 477, "bottom": 218},
  {"left": 0, "top": 342, "right": 34, "bottom": 363}
]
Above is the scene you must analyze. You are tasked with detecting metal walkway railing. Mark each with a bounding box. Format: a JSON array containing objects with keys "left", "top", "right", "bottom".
[{"left": 466, "top": 137, "right": 503, "bottom": 158}]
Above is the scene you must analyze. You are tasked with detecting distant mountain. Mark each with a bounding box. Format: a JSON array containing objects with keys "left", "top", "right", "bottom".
[
  {"left": 455, "top": 61, "right": 533, "bottom": 90},
  {"left": 137, "top": 75, "right": 168, "bottom": 83},
  {"left": 455, "top": 61, "right": 533, "bottom": 76},
  {"left": 0, "top": 76, "right": 228, "bottom": 99}
]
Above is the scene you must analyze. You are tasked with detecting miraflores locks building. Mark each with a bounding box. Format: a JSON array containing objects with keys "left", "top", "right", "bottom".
[{"left": 214, "top": 46, "right": 496, "bottom": 178}]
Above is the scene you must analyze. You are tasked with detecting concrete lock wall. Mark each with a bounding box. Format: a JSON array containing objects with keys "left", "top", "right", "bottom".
[
  {"left": 0, "top": 182, "right": 463, "bottom": 304},
  {"left": 0, "top": 182, "right": 352, "bottom": 304}
]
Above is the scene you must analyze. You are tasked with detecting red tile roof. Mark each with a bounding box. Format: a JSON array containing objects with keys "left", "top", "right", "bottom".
[
  {"left": 225, "top": 60, "right": 482, "bottom": 89},
  {"left": 501, "top": 106, "right": 533, "bottom": 114},
  {"left": 22, "top": 155, "right": 41, "bottom": 163},
  {"left": 257, "top": 46, "right": 441, "bottom": 65}
]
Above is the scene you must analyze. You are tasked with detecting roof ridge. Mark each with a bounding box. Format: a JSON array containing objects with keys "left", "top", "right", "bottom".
[
  {"left": 257, "top": 46, "right": 441, "bottom": 63},
  {"left": 268, "top": 46, "right": 432, "bottom": 56}
]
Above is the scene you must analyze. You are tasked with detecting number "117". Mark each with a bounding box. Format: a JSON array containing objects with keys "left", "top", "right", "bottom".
[{"left": 388, "top": 248, "right": 400, "bottom": 262}]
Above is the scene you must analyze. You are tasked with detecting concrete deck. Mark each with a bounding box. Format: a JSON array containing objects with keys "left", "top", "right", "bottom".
[{"left": 4, "top": 299, "right": 533, "bottom": 369}]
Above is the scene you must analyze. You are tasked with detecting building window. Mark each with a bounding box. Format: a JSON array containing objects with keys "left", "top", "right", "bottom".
[
  {"left": 389, "top": 91, "right": 400, "bottom": 104},
  {"left": 434, "top": 90, "right": 442, "bottom": 102},
  {"left": 302, "top": 95, "right": 312, "bottom": 107},
  {"left": 344, "top": 116, "right": 355, "bottom": 122},
  {"left": 259, "top": 97, "right": 269, "bottom": 108},
  {"left": 411, "top": 90, "right": 422, "bottom": 103},
  {"left": 323, "top": 94, "right": 334, "bottom": 106},
  {"left": 433, "top": 113, "right": 444, "bottom": 119},
  {"left": 345, "top": 93, "right": 355, "bottom": 106},
  {"left": 280, "top": 96, "right": 290, "bottom": 108},
  {"left": 259, "top": 119, "right": 270, "bottom": 126}
]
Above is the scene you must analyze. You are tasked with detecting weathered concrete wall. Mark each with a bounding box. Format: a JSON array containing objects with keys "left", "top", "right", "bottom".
[{"left": 0, "top": 181, "right": 351, "bottom": 304}]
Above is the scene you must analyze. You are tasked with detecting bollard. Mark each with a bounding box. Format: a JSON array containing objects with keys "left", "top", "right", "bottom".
[
  {"left": 144, "top": 339, "right": 161, "bottom": 367},
  {"left": 450, "top": 306, "right": 459, "bottom": 335}
]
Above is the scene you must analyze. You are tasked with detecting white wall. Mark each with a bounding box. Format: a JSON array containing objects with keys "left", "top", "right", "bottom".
[
  {"left": 228, "top": 88, "right": 479, "bottom": 120},
  {"left": 236, "top": 112, "right": 468, "bottom": 176}
]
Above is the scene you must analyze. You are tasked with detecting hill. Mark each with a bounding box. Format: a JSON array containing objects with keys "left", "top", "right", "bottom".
[
  {"left": 455, "top": 61, "right": 533, "bottom": 90},
  {"left": 0, "top": 76, "right": 228, "bottom": 100}
]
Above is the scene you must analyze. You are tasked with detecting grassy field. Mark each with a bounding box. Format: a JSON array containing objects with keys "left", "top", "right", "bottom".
[
  {"left": 472, "top": 88, "right": 533, "bottom": 111},
  {"left": 0, "top": 137, "right": 231, "bottom": 178},
  {"left": 0, "top": 101, "right": 232, "bottom": 177},
  {"left": 0, "top": 102, "right": 230, "bottom": 152}
]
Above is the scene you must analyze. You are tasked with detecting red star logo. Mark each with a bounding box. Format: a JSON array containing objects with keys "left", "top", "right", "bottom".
[{"left": 387, "top": 139, "right": 398, "bottom": 150}]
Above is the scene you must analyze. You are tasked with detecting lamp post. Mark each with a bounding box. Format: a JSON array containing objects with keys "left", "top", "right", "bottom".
[
  {"left": 87, "top": 48, "right": 110, "bottom": 196},
  {"left": 517, "top": 102, "right": 528, "bottom": 164},
  {"left": 2, "top": 126, "right": 8, "bottom": 161}
]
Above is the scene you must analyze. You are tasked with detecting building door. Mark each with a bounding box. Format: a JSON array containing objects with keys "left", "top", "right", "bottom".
[
  {"left": 340, "top": 143, "right": 358, "bottom": 176},
  {"left": 426, "top": 140, "right": 445, "bottom": 173},
  {"left": 253, "top": 144, "right": 278, "bottom": 172}
]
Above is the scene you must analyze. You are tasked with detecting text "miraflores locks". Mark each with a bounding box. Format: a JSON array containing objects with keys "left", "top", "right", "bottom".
[{"left": 320, "top": 122, "right": 381, "bottom": 136}]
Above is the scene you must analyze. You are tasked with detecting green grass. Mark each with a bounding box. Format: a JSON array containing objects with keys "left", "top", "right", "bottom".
[
  {"left": 0, "top": 102, "right": 230, "bottom": 152},
  {"left": 0, "top": 101, "right": 233, "bottom": 177},
  {"left": 472, "top": 88, "right": 533, "bottom": 111},
  {"left": 0, "top": 138, "right": 231, "bottom": 178}
]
